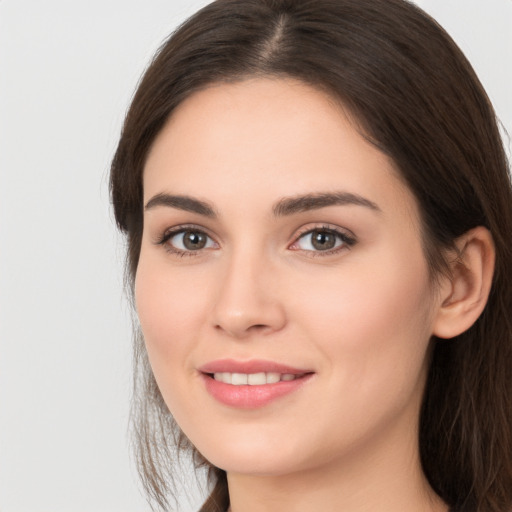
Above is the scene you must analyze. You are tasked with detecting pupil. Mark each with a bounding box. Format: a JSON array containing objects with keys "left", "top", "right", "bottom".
[
  {"left": 184, "top": 231, "right": 206, "bottom": 250},
  {"left": 312, "top": 230, "right": 335, "bottom": 250}
]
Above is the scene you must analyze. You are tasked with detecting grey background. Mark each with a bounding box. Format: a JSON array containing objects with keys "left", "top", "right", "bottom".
[{"left": 0, "top": 1, "right": 510, "bottom": 511}]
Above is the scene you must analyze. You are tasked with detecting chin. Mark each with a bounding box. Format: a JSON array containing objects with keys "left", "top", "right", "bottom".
[
  {"left": 192, "top": 429, "right": 304, "bottom": 476},
  {"left": 208, "top": 454, "right": 299, "bottom": 477}
]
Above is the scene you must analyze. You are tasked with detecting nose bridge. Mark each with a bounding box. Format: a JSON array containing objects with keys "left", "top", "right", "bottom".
[{"left": 211, "top": 240, "right": 286, "bottom": 338}]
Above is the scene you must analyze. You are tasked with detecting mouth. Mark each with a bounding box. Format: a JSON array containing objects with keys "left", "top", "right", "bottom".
[
  {"left": 198, "top": 359, "right": 314, "bottom": 408},
  {"left": 207, "top": 371, "right": 308, "bottom": 385}
]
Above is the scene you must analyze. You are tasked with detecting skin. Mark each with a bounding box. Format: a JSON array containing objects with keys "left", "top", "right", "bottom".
[{"left": 136, "top": 78, "right": 452, "bottom": 512}]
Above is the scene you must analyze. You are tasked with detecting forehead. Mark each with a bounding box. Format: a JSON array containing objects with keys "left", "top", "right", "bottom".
[{"left": 143, "top": 78, "right": 416, "bottom": 220}]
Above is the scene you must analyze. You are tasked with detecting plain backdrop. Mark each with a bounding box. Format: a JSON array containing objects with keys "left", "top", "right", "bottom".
[{"left": 0, "top": 1, "right": 510, "bottom": 511}]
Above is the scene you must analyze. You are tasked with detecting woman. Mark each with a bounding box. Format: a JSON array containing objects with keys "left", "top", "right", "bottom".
[{"left": 110, "top": 0, "right": 512, "bottom": 511}]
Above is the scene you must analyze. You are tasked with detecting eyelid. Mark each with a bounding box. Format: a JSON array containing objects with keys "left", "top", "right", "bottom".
[
  {"left": 152, "top": 222, "right": 356, "bottom": 257},
  {"left": 288, "top": 224, "right": 357, "bottom": 254},
  {"left": 154, "top": 224, "right": 219, "bottom": 256}
]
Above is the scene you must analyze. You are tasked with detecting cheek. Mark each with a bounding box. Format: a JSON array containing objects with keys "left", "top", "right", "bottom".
[
  {"left": 295, "top": 246, "right": 435, "bottom": 389},
  {"left": 134, "top": 255, "right": 207, "bottom": 377},
  {"left": 134, "top": 257, "right": 215, "bottom": 430},
  {"left": 285, "top": 253, "right": 435, "bottom": 454}
]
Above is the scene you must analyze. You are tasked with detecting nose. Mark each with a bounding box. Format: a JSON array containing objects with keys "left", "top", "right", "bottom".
[{"left": 211, "top": 249, "right": 287, "bottom": 339}]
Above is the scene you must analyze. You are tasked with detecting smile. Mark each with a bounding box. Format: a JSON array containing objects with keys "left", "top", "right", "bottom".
[
  {"left": 212, "top": 372, "right": 304, "bottom": 385},
  {"left": 198, "top": 360, "right": 314, "bottom": 408}
]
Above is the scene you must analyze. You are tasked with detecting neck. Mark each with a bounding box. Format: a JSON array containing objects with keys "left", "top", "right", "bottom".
[{"left": 226, "top": 415, "right": 447, "bottom": 512}]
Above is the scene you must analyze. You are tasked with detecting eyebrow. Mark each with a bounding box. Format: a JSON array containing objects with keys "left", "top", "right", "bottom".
[
  {"left": 144, "top": 191, "right": 381, "bottom": 218},
  {"left": 145, "top": 193, "right": 217, "bottom": 217},
  {"left": 272, "top": 192, "right": 381, "bottom": 217}
]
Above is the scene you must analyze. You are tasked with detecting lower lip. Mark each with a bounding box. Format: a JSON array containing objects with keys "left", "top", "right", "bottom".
[{"left": 202, "top": 373, "right": 313, "bottom": 409}]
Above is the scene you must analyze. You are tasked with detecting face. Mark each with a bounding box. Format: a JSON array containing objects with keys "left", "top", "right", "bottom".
[{"left": 136, "top": 78, "right": 442, "bottom": 477}]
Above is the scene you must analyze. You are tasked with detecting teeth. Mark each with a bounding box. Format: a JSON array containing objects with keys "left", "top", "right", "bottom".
[
  {"left": 231, "top": 373, "right": 247, "bottom": 385},
  {"left": 247, "top": 372, "right": 266, "bottom": 385},
  {"left": 212, "top": 372, "right": 301, "bottom": 385},
  {"left": 266, "top": 372, "right": 280, "bottom": 384}
]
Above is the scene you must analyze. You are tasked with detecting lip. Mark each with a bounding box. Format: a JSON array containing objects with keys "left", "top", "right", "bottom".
[
  {"left": 198, "top": 358, "right": 310, "bottom": 375},
  {"left": 198, "top": 359, "right": 314, "bottom": 409}
]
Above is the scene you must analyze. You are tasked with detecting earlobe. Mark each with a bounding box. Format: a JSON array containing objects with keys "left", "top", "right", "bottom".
[{"left": 433, "top": 226, "right": 495, "bottom": 339}]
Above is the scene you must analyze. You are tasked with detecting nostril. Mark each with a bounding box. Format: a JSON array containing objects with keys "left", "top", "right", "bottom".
[
  {"left": 214, "top": 322, "right": 274, "bottom": 338},
  {"left": 247, "top": 324, "right": 273, "bottom": 334}
]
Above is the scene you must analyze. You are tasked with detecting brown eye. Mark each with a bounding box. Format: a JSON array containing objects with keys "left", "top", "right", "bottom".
[
  {"left": 166, "top": 229, "right": 216, "bottom": 252},
  {"left": 292, "top": 227, "right": 355, "bottom": 253},
  {"left": 310, "top": 230, "right": 337, "bottom": 250},
  {"left": 182, "top": 230, "right": 207, "bottom": 250}
]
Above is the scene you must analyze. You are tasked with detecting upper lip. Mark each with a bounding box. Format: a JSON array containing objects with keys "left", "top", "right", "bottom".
[{"left": 198, "top": 359, "right": 312, "bottom": 375}]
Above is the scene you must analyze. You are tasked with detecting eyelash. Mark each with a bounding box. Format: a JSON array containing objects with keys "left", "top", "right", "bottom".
[
  {"left": 155, "top": 224, "right": 217, "bottom": 257},
  {"left": 290, "top": 225, "right": 357, "bottom": 257},
  {"left": 155, "top": 224, "right": 356, "bottom": 258}
]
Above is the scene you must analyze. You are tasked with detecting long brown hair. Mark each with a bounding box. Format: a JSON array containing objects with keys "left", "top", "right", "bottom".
[{"left": 110, "top": 1, "right": 512, "bottom": 511}]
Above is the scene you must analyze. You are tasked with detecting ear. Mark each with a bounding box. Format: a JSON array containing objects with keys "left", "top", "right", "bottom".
[{"left": 433, "top": 226, "right": 495, "bottom": 339}]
